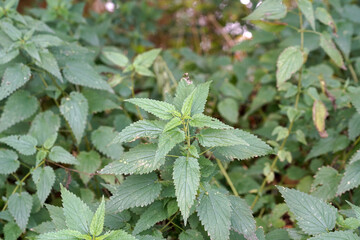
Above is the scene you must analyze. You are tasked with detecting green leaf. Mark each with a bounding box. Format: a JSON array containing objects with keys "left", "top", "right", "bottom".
[
  {"left": 135, "top": 65, "right": 155, "bottom": 77},
  {"left": 31, "top": 34, "right": 64, "bottom": 48},
  {"left": 32, "top": 166, "right": 56, "bottom": 205},
  {"left": 107, "top": 173, "right": 162, "bottom": 212},
  {"left": 114, "top": 120, "right": 165, "bottom": 143},
  {"left": 36, "top": 229, "right": 85, "bottom": 240},
  {"left": 276, "top": 47, "right": 304, "bottom": 87},
  {"left": 192, "top": 81, "right": 211, "bottom": 115},
  {"left": 90, "top": 197, "right": 105, "bottom": 237},
  {"left": 198, "top": 129, "right": 248, "bottom": 147},
  {"left": 163, "top": 117, "right": 182, "bottom": 132},
  {"left": 308, "top": 231, "right": 360, "bottom": 240},
  {"left": 0, "top": 90, "right": 39, "bottom": 133},
  {"left": 312, "top": 100, "right": 328, "bottom": 138},
  {"left": 0, "top": 20, "right": 21, "bottom": 40},
  {"left": 337, "top": 160, "right": 360, "bottom": 196},
  {"left": 133, "top": 201, "right": 168, "bottom": 234},
  {"left": 75, "top": 151, "right": 101, "bottom": 185},
  {"left": 126, "top": 98, "right": 176, "bottom": 120},
  {"left": 335, "top": 21, "right": 353, "bottom": 58},
  {"left": 61, "top": 185, "right": 94, "bottom": 234},
  {"left": 173, "top": 157, "right": 200, "bottom": 224},
  {"left": 8, "top": 192, "right": 33, "bottom": 231},
  {"left": 0, "top": 149, "right": 19, "bottom": 174},
  {"left": 35, "top": 49, "right": 63, "bottom": 82},
  {"left": 91, "top": 126, "right": 123, "bottom": 160},
  {"left": 298, "top": 0, "right": 315, "bottom": 30},
  {"left": 105, "top": 230, "right": 137, "bottom": 240},
  {"left": 217, "top": 98, "right": 239, "bottom": 124},
  {"left": 319, "top": 33, "right": 345, "bottom": 69},
  {"left": 347, "top": 201, "right": 360, "bottom": 220},
  {"left": 0, "top": 135, "right": 37, "bottom": 155},
  {"left": 173, "top": 79, "right": 196, "bottom": 111},
  {"left": 49, "top": 146, "right": 78, "bottom": 165},
  {"left": 277, "top": 186, "right": 337, "bottom": 235},
  {"left": 196, "top": 188, "right": 232, "bottom": 240},
  {"left": 181, "top": 89, "right": 195, "bottom": 117},
  {"left": 244, "top": 0, "right": 287, "bottom": 20},
  {"left": 190, "top": 113, "right": 232, "bottom": 129},
  {"left": 229, "top": 196, "right": 256, "bottom": 238},
  {"left": 0, "top": 48, "right": 19, "bottom": 65},
  {"left": 349, "top": 113, "right": 360, "bottom": 141},
  {"left": 315, "top": 8, "right": 336, "bottom": 31},
  {"left": 179, "top": 230, "right": 204, "bottom": 240},
  {"left": 133, "top": 49, "right": 161, "bottom": 68},
  {"left": 4, "top": 222, "right": 22, "bottom": 240},
  {"left": 82, "top": 88, "right": 119, "bottom": 113},
  {"left": 311, "top": 166, "right": 341, "bottom": 201},
  {"left": 29, "top": 111, "right": 61, "bottom": 146},
  {"left": 155, "top": 128, "right": 185, "bottom": 163},
  {"left": 0, "top": 63, "right": 31, "bottom": 101},
  {"left": 46, "top": 204, "right": 67, "bottom": 230},
  {"left": 60, "top": 92, "right": 88, "bottom": 144},
  {"left": 63, "top": 61, "right": 113, "bottom": 93},
  {"left": 102, "top": 49, "right": 129, "bottom": 67},
  {"left": 100, "top": 144, "right": 163, "bottom": 175},
  {"left": 23, "top": 42, "right": 41, "bottom": 61}
]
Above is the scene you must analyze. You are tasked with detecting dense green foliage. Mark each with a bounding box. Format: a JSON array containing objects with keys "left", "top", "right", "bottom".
[{"left": 1, "top": 0, "right": 360, "bottom": 239}]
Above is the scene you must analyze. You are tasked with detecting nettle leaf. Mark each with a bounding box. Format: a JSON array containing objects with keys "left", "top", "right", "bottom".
[
  {"left": 347, "top": 202, "right": 360, "bottom": 220},
  {"left": 244, "top": 0, "right": 287, "bottom": 20},
  {"left": 61, "top": 185, "right": 94, "bottom": 234},
  {"left": 35, "top": 49, "right": 63, "bottom": 82},
  {"left": 0, "top": 135, "right": 37, "bottom": 155},
  {"left": 298, "top": 0, "right": 315, "bottom": 30},
  {"left": 0, "top": 49, "right": 19, "bottom": 65},
  {"left": 229, "top": 196, "right": 256, "bottom": 238},
  {"left": 46, "top": 204, "right": 67, "bottom": 230},
  {"left": 311, "top": 166, "right": 341, "bottom": 201},
  {"left": 0, "top": 20, "right": 21, "bottom": 40},
  {"left": 192, "top": 81, "right": 211, "bottom": 115},
  {"left": 3, "top": 222, "right": 22, "bottom": 240},
  {"left": 276, "top": 47, "right": 304, "bottom": 87},
  {"left": 91, "top": 126, "right": 123, "bottom": 160},
  {"left": 190, "top": 113, "right": 232, "bottom": 129},
  {"left": 102, "top": 48, "right": 129, "bottom": 67},
  {"left": 135, "top": 65, "right": 155, "bottom": 77},
  {"left": 114, "top": 120, "right": 165, "bottom": 143},
  {"left": 320, "top": 32, "right": 345, "bottom": 69},
  {"left": 350, "top": 91, "right": 360, "bottom": 114},
  {"left": 196, "top": 188, "right": 232, "bottom": 240},
  {"left": 0, "top": 149, "right": 19, "bottom": 174},
  {"left": 155, "top": 128, "right": 185, "bottom": 163},
  {"left": 31, "top": 34, "right": 64, "bottom": 48},
  {"left": 82, "top": 88, "right": 119, "bottom": 113},
  {"left": 133, "top": 201, "right": 168, "bottom": 235},
  {"left": 107, "top": 173, "right": 162, "bottom": 212},
  {"left": 0, "top": 90, "right": 39, "bottom": 133},
  {"left": 29, "top": 111, "right": 61, "bottom": 146},
  {"left": 312, "top": 100, "right": 328, "bottom": 138},
  {"left": 173, "top": 157, "right": 200, "bottom": 224},
  {"left": 0, "top": 63, "right": 31, "bottom": 101},
  {"left": 335, "top": 21, "right": 353, "bottom": 58},
  {"left": 32, "top": 166, "right": 56, "bottom": 205},
  {"left": 308, "top": 231, "right": 360, "bottom": 240},
  {"left": 315, "top": 8, "right": 336, "bottom": 32},
  {"left": 36, "top": 229, "right": 85, "bottom": 240},
  {"left": 126, "top": 98, "right": 176, "bottom": 120},
  {"left": 173, "top": 79, "right": 196, "bottom": 111},
  {"left": 337, "top": 160, "right": 360, "bottom": 196},
  {"left": 63, "top": 61, "right": 113, "bottom": 93},
  {"left": 198, "top": 129, "right": 248, "bottom": 147},
  {"left": 213, "top": 129, "right": 273, "bottom": 161},
  {"left": 90, "top": 197, "right": 105, "bottom": 237},
  {"left": 163, "top": 117, "right": 182, "bottom": 132},
  {"left": 277, "top": 186, "right": 337, "bottom": 235},
  {"left": 100, "top": 144, "right": 163, "bottom": 175},
  {"left": 8, "top": 192, "right": 33, "bottom": 231},
  {"left": 179, "top": 230, "right": 204, "bottom": 240},
  {"left": 106, "top": 230, "right": 137, "bottom": 240},
  {"left": 349, "top": 113, "right": 360, "bottom": 141},
  {"left": 133, "top": 48, "right": 161, "bottom": 68},
  {"left": 49, "top": 146, "right": 78, "bottom": 165},
  {"left": 182, "top": 89, "right": 195, "bottom": 117},
  {"left": 60, "top": 92, "right": 88, "bottom": 144},
  {"left": 75, "top": 151, "right": 101, "bottom": 185},
  {"left": 217, "top": 98, "right": 239, "bottom": 124}
]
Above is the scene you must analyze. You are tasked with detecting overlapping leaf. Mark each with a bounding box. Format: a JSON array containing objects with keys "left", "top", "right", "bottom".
[
  {"left": 0, "top": 63, "right": 31, "bottom": 101},
  {"left": 91, "top": 126, "right": 123, "bottom": 160},
  {"left": 114, "top": 120, "right": 165, "bottom": 143}
]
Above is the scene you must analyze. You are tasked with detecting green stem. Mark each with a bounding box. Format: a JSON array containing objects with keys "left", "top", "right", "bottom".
[
  {"left": 160, "top": 212, "right": 179, "bottom": 232},
  {"left": 216, "top": 158, "right": 239, "bottom": 196}
]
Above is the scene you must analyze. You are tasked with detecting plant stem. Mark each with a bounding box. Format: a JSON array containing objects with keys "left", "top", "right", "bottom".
[
  {"left": 160, "top": 212, "right": 179, "bottom": 232},
  {"left": 346, "top": 58, "right": 359, "bottom": 83},
  {"left": 251, "top": 4, "right": 304, "bottom": 210},
  {"left": 130, "top": 72, "right": 143, "bottom": 120},
  {"left": 216, "top": 158, "right": 239, "bottom": 196}
]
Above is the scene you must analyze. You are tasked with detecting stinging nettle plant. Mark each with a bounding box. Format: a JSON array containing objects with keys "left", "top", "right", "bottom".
[{"left": 99, "top": 78, "right": 273, "bottom": 240}]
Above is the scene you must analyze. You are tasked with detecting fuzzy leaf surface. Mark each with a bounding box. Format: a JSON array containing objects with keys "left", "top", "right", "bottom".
[
  {"left": 190, "top": 113, "right": 232, "bottom": 129},
  {"left": 155, "top": 128, "right": 185, "bottom": 163},
  {"left": 173, "top": 157, "right": 200, "bottom": 224},
  {"left": 244, "top": 0, "right": 287, "bottom": 20},
  {"left": 32, "top": 166, "right": 56, "bottom": 205},
  {"left": 133, "top": 201, "right": 168, "bottom": 234},
  {"left": 0, "top": 135, "right": 37, "bottom": 155},
  {"left": 308, "top": 231, "right": 360, "bottom": 240},
  {"left": 198, "top": 129, "right": 248, "bottom": 147},
  {"left": 126, "top": 98, "right": 176, "bottom": 120},
  {"left": 114, "top": 120, "right": 165, "bottom": 143},
  {"left": 276, "top": 47, "right": 303, "bottom": 87},
  {"left": 49, "top": 146, "right": 78, "bottom": 165},
  {"left": 29, "top": 111, "right": 61, "bottom": 146},
  {"left": 91, "top": 126, "right": 123, "bottom": 160},
  {"left": 337, "top": 160, "right": 360, "bottom": 196},
  {"left": 90, "top": 197, "right": 105, "bottom": 237},
  {"left": 8, "top": 192, "right": 33, "bottom": 231},
  {"left": 229, "top": 196, "right": 256, "bottom": 238},
  {"left": 0, "top": 149, "right": 19, "bottom": 174},
  {"left": 0, "top": 63, "right": 31, "bottom": 101}
]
